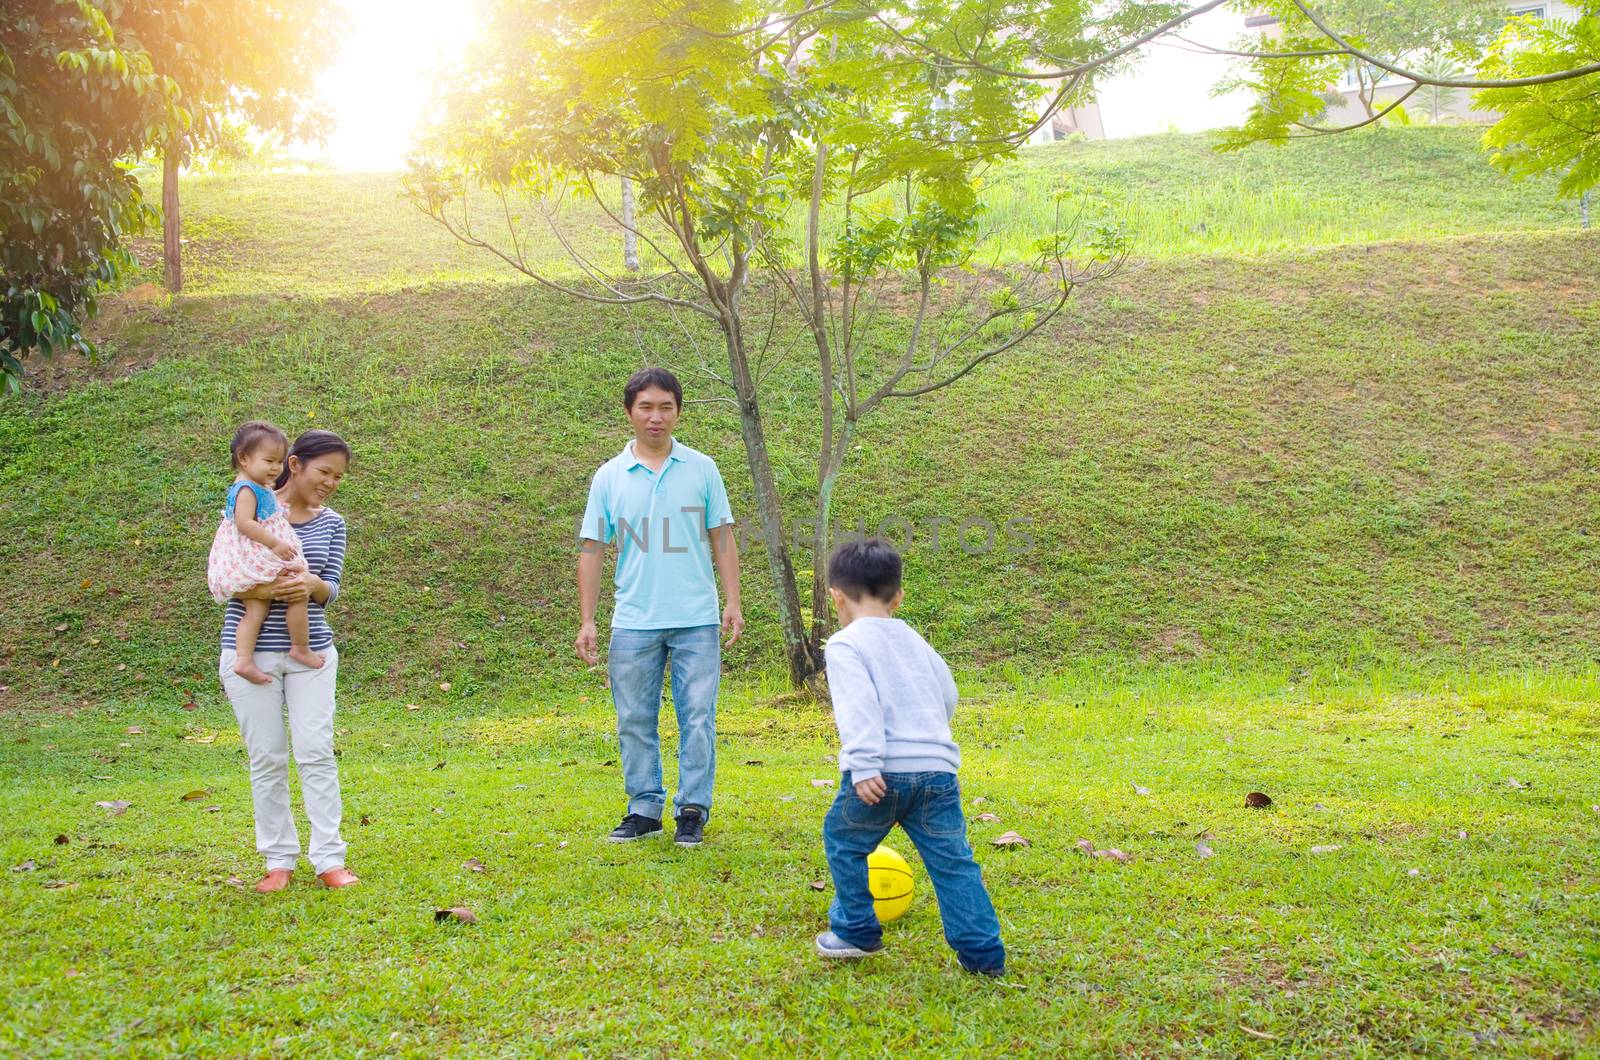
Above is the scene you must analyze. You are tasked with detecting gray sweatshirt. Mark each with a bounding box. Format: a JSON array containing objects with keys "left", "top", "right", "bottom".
[{"left": 824, "top": 616, "right": 961, "bottom": 782}]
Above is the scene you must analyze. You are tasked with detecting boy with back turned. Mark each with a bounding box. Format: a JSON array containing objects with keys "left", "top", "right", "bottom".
[{"left": 814, "top": 537, "right": 1006, "bottom": 976}]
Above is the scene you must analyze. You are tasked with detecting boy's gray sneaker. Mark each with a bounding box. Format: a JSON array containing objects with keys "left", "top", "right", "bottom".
[
  {"left": 606, "top": 813, "right": 662, "bottom": 842},
  {"left": 815, "top": 931, "right": 884, "bottom": 959}
]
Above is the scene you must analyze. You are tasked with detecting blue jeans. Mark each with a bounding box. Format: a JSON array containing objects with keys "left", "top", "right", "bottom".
[
  {"left": 608, "top": 625, "right": 720, "bottom": 821},
  {"left": 823, "top": 770, "right": 1006, "bottom": 973}
]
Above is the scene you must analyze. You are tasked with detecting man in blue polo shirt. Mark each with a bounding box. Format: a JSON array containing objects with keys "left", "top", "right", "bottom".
[{"left": 576, "top": 367, "right": 744, "bottom": 846}]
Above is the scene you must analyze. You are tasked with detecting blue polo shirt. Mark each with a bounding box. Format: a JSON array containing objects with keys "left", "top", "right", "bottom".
[{"left": 580, "top": 439, "right": 735, "bottom": 630}]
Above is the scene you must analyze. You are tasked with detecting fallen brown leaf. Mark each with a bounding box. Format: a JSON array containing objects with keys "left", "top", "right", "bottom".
[
  {"left": 1076, "top": 838, "right": 1095, "bottom": 854},
  {"left": 992, "top": 831, "right": 1031, "bottom": 848},
  {"left": 1238, "top": 1024, "right": 1277, "bottom": 1041},
  {"left": 53, "top": 834, "right": 69, "bottom": 845},
  {"left": 1133, "top": 784, "right": 1151, "bottom": 796},
  {"left": 1196, "top": 840, "right": 1216, "bottom": 859},
  {"left": 464, "top": 858, "right": 487, "bottom": 874},
  {"left": 1309, "top": 844, "right": 1342, "bottom": 855},
  {"left": 1507, "top": 777, "right": 1529, "bottom": 790},
  {"left": 975, "top": 812, "right": 1001, "bottom": 823},
  {"left": 810, "top": 778, "right": 832, "bottom": 788},
  {"left": 224, "top": 876, "right": 246, "bottom": 888},
  {"left": 434, "top": 906, "right": 477, "bottom": 924},
  {"left": 11, "top": 860, "right": 37, "bottom": 872},
  {"left": 744, "top": 760, "right": 764, "bottom": 766},
  {"left": 43, "top": 880, "right": 76, "bottom": 890},
  {"left": 438, "top": 682, "right": 452, "bottom": 693},
  {"left": 94, "top": 800, "right": 130, "bottom": 816},
  {"left": 359, "top": 815, "right": 371, "bottom": 826},
  {"left": 808, "top": 880, "right": 827, "bottom": 891},
  {"left": 180, "top": 789, "right": 210, "bottom": 801},
  {"left": 125, "top": 727, "right": 143, "bottom": 735},
  {"left": 1245, "top": 792, "right": 1272, "bottom": 808},
  {"left": 405, "top": 704, "right": 421, "bottom": 712},
  {"left": 1092, "top": 848, "right": 1130, "bottom": 862},
  {"left": 203, "top": 805, "right": 220, "bottom": 813}
]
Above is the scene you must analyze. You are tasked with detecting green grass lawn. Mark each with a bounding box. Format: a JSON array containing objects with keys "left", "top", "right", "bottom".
[
  {"left": 3, "top": 669, "right": 1597, "bottom": 1055},
  {"left": 3, "top": 126, "right": 1599, "bottom": 1054}
]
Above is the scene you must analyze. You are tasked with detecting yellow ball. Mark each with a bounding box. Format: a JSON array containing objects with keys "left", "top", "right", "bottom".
[{"left": 867, "top": 844, "right": 915, "bottom": 922}]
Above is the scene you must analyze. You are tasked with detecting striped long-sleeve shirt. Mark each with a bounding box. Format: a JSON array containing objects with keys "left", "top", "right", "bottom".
[{"left": 219, "top": 507, "right": 347, "bottom": 651}]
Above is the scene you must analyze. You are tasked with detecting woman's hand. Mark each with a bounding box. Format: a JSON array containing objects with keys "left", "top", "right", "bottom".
[{"left": 269, "top": 573, "right": 315, "bottom": 605}]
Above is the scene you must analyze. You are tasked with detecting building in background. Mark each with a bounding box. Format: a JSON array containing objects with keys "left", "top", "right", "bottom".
[{"left": 1026, "top": 100, "right": 1107, "bottom": 144}]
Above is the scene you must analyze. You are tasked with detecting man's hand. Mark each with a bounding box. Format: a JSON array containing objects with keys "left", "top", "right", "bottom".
[
  {"left": 854, "top": 775, "right": 887, "bottom": 805},
  {"left": 721, "top": 604, "right": 744, "bottom": 648},
  {"left": 575, "top": 621, "right": 600, "bottom": 665}
]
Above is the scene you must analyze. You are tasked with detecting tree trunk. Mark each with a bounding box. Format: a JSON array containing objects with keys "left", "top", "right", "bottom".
[
  {"left": 720, "top": 314, "right": 821, "bottom": 689},
  {"left": 162, "top": 141, "right": 183, "bottom": 293},
  {"left": 809, "top": 421, "right": 853, "bottom": 649},
  {"left": 621, "top": 177, "right": 640, "bottom": 272}
]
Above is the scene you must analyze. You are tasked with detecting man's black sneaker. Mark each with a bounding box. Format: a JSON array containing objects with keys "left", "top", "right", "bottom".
[
  {"left": 674, "top": 807, "right": 706, "bottom": 847},
  {"left": 606, "top": 813, "right": 662, "bottom": 842}
]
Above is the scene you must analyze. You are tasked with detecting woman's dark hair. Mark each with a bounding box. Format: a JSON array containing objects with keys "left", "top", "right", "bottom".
[
  {"left": 275, "top": 429, "right": 352, "bottom": 489},
  {"left": 827, "top": 537, "right": 903, "bottom": 603},
  {"left": 623, "top": 366, "right": 683, "bottom": 411},
  {"left": 230, "top": 420, "right": 288, "bottom": 469}
]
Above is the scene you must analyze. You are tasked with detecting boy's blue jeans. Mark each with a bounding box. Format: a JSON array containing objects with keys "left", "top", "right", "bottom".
[
  {"left": 823, "top": 770, "right": 1006, "bottom": 973},
  {"left": 607, "top": 625, "right": 720, "bottom": 821}
]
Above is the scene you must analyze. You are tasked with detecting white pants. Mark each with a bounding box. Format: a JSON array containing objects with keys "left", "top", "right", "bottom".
[{"left": 219, "top": 647, "right": 348, "bottom": 874}]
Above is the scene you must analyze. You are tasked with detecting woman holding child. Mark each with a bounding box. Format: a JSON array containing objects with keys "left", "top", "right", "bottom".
[{"left": 212, "top": 425, "right": 359, "bottom": 893}]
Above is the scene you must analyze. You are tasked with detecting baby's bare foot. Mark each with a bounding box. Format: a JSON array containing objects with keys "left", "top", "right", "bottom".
[
  {"left": 234, "top": 659, "right": 272, "bottom": 685},
  {"left": 288, "top": 646, "right": 325, "bottom": 669}
]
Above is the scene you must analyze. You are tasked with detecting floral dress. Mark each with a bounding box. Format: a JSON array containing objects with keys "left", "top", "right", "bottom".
[{"left": 207, "top": 482, "right": 309, "bottom": 603}]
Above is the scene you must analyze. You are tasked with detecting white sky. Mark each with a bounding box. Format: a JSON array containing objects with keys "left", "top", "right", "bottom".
[
  {"left": 307, "top": 2, "right": 1254, "bottom": 172},
  {"left": 310, "top": 0, "right": 478, "bottom": 171},
  {"left": 1095, "top": 9, "right": 1256, "bottom": 137}
]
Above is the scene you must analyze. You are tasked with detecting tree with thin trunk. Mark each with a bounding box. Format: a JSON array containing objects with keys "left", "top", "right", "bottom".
[
  {"left": 120, "top": 1, "right": 341, "bottom": 292},
  {"left": 621, "top": 177, "right": 640, "bottom": 272},
  {"left": 407, "top": 0, "right": 1126, "bottom": 689}
]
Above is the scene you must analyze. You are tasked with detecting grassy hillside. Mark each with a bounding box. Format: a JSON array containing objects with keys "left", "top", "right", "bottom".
[
  {"left": 1, "top": 183, "right": 1597, "bottom": 703},
  {"left": 115, "top": 126, "right": 1584, "bottom": 297}
]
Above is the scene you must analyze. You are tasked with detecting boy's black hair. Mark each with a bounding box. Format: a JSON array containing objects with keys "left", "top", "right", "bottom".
[
  {"left": 275, "top": 429, "right": 352, "bottom": 489},
  {"left": 623, "top": 366, "right": 683, "bottom": 411},
  {"left": 827, "top": 537, "right": 903, "bottom": 603},
  {"left": 230, "top": 420, "right": 288, "bottom": 470}
]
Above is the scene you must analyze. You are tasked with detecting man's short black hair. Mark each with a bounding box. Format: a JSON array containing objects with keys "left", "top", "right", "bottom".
[
  {"left": 623, "top": 366, "right": 683, "bottom": 411},
  {"left": 827, "top": 537, "right": 903, "bottom": 603}
]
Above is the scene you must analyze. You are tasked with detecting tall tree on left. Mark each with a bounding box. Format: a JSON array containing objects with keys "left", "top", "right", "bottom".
[
  {"left": 0, "top": 0, "right": 185, "bottom": 394},
  {"left": 122, "top": 1, "right": 341, "bottom": 292}
]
